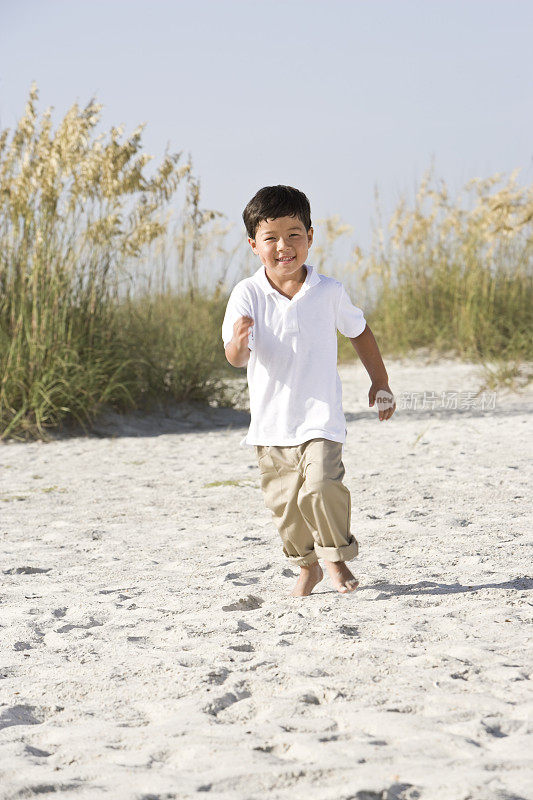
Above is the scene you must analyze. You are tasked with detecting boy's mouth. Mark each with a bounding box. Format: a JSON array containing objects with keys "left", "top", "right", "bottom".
[{"left": 277, "top": 256, "right": 295, "bottom": 263}]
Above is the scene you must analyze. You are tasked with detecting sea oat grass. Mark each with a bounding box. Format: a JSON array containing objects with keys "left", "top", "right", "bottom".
[
  {"left": 338, "top": 170, "right": 533, "bottom": 369},
  {"left": 114, "top": 291, "right": 230, "bottom": 409},
  {"left": 0, "top": 85, "right": 227, "bottom": 439}
]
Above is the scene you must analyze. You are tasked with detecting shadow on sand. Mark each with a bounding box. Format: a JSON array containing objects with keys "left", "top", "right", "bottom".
[
  {"left": 344, "top": 403, "right": 531, "bottom": 423},
  {"left": 358, "top": 576, "right": 533, "bottom": 599},
  {"left": 306, "top": 576, "right": 532, "bottom": 598},
  {"left": 40, "top": 403, "right": 251, "bottom": 442}
]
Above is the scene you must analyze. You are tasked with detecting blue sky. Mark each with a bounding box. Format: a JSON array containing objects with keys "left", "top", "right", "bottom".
[{"left": 1, "top": 0, "right": 532, "bottom": 254}]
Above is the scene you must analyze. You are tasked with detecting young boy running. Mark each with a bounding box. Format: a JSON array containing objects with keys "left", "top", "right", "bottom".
[{"left": 222, "top": 185, "right": 395, "bottom": 597}]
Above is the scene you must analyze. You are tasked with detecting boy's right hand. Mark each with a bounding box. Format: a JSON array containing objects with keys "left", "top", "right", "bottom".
[
  {"left": 225, "top": 316, "right": 253, "bottom": 368},
  {"left": 231, "top": 316, "right": 254, "bottom": 349}
]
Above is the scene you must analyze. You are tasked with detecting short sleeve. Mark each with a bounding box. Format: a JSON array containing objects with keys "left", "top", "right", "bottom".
[
  {"left": 335, "top": 285, "right": 366, "bottom": 338},
  {"left": 222, "top": 284, "right": 255, "bottom": 350}
]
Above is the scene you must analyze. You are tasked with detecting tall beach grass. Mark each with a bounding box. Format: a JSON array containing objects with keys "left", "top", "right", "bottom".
[
  {"left": 371, "top": 170, "right": 531, "bottom": 359},
  {"left": 336, "top": 171, "right": 533, "bottom": 376},
  {"left": 0, "top": 85, "right": 231, "bottom": 439}
]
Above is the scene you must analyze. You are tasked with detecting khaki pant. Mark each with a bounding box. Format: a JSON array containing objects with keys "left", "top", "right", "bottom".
[{"left": 255, "top": 438, "right": 358, "bottom": 567}]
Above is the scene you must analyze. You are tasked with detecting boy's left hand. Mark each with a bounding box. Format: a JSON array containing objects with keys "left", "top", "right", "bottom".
[{"left": 369, "top": 384, "right": 396, "bottom": 421}]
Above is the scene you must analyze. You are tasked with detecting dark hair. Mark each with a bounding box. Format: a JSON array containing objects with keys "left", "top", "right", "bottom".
[{"left": 242, "top": 185, "right": 312, "bottom": 240}]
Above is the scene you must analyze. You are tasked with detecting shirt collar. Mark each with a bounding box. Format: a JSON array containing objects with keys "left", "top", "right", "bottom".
[{"left": 252, "top": 263, "right": 321, "bottom": 297}]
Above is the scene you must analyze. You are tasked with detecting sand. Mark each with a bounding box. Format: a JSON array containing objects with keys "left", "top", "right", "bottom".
[{"left": 0, "top": 357, "right": 531, "bottom": 800}]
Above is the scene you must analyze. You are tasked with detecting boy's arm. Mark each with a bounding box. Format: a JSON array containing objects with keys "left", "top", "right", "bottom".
[
  {"left": 225, "top": 316, "right": 253, "bottom": 368},
  {"left": 349, "top": 325, "right": 395, "bottom": 420}
]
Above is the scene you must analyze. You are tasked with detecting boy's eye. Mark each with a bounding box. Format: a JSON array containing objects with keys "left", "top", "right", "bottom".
[{"left": 265, "top": 234, "right": 299, "bottom": 240}]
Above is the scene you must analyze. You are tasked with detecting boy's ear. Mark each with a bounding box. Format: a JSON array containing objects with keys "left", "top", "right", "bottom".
[
  {"left": 248, "top": 237, "right": 258, "bottom": 253},
  {"left": 307, "top": 226, "right": 314, "bottom": 247}
]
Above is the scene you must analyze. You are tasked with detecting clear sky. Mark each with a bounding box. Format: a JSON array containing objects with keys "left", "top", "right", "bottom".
[{"left": 1, "top": 0, "right": 532, "bottom": 252}]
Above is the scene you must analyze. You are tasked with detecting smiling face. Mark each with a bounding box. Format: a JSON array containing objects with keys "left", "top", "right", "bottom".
[{"left": 248, "top": 215, "right": 313, "bottom": 284}]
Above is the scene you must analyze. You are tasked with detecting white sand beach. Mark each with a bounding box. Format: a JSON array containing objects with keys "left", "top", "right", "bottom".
[{"left": 1, "top": 357, "right": 531, "bottom": 800}]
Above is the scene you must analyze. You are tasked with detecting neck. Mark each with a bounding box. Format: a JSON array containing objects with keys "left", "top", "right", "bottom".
[{"left": 264, "top": 265, "right": 307, "bottom": 298}]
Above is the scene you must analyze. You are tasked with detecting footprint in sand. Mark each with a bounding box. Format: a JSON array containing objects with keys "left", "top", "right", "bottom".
[
  {"left": 224, "top": 572, "right": 259, "bottom": 586},
  {"left": 25, "top": 744, "right": 52, "bottom": 757},
  {"left": 21, "top": 784, "right": 82, "bottom": 795},
  {"left": 205, "top": 667, "right": 230, "bottom": 685},
  {"left": 339, "top": 624, "right": 360, "bottom": 637},
  {"left": 222, "top": 595, "right": 264, "bottom": 612},
  {"left": 0, "top": 705, "right": 43, "bottom": 730},
  {"left": 298, "top": 693, "right": 320, "bottom": 705},
  {"left": 56, "top": 617, "right": 103, "bottom": 633},
  {"left": 204, "top": 688, "right": 251, "bottom": 717},
  {"left": 3, "top": 566, "right": 51, "bottom": 575}
]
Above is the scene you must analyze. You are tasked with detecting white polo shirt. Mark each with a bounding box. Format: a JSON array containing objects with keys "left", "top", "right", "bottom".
[{"left": 222, "top": 264, "right": 367, "bottom": 446}]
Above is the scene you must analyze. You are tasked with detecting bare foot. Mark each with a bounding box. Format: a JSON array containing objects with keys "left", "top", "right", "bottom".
[
  {"left": 290, "top": 563, "right": 324, "bottom": 597},
  {"left": 324, "top": 561, "right": 359, "bottom": 594}
]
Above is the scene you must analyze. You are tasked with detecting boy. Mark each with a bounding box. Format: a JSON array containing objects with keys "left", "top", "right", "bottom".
[{"left": 222, "top": 186, "right": 395, "bottom": 597}]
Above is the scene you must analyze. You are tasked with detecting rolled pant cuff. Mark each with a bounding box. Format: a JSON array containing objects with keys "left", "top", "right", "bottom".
[
  {"left": 285, "top": 551, "right": 319, "bottom": 567},
  {"left": 314, "top": 536, "right": 358, "bottom": 563}
]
